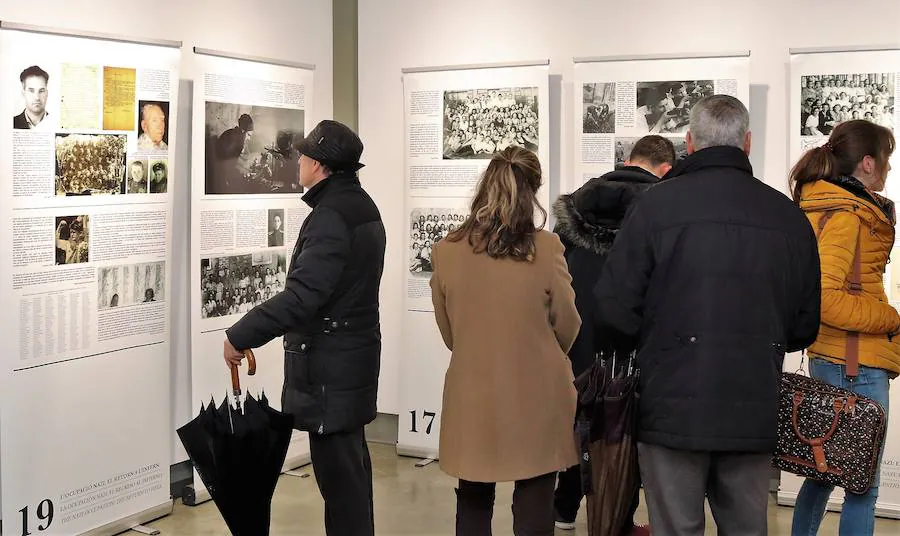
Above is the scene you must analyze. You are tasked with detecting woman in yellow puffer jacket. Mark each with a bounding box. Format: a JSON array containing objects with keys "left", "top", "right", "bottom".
[{"left": 790, "top": 119, "right": 899, "bottom": 536}]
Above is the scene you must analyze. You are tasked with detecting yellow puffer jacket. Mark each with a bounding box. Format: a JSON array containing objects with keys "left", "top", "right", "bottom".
[{"left": 799, "top": 178, "right": 900, "bottom": 375}]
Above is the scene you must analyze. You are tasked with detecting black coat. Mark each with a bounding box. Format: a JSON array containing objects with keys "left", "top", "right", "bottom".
[
  {"left": 552, "top": 167, "right": 657, "bottom": 378},
  {"left": 594, "top": 146, "right": 821, "bottom": 452},
  {"left": 227, "top": 172, "right": 386, "bottom": 434}
]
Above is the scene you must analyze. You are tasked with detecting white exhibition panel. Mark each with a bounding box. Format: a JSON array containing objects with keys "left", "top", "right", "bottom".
[
  {"left": 187, "top": 51, "right": 315, "bottom": 498},
  {"left": 573, "top": 55, "right": 751, "bottom": 190},
  {"left": 0, "top": 25, "right": 179, "bottom": 535},
  {"left": 397, "top": 63, "right": 551, "bottom": 457},
  {"left": 778, "top": 48, "right": 900, "bottom": 517}
]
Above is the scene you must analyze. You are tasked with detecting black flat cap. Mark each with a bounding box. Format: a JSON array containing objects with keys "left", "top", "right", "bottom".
[{"left": 295, "top": 120, "right": 364, "bottom": 172}]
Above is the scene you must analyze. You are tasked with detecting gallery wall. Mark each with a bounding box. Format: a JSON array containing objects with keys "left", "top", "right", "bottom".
[
  {"left": 0, "top": 0, "right": 334, "bottom": 465},
  {"left": 358, "top": 0, "right": 900, "bottom": 414}
]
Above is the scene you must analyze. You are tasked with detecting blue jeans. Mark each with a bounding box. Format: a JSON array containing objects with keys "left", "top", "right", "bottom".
[{"left": 791, "top": 358, "right": 891, "bottom": 536}]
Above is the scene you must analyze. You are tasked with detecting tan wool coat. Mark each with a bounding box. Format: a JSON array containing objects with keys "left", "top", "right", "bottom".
[{"left": 430, "top": 230, "right": 582, "bottom": 483}]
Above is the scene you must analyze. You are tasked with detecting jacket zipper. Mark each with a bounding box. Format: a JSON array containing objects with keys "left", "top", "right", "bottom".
[{"left": 318, "top": 385, "right": 326, "bottom": 434}]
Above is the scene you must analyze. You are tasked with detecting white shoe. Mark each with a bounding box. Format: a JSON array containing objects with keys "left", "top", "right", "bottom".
[{"left": 555, "top": 519, "right": 576, "bottom": 530}]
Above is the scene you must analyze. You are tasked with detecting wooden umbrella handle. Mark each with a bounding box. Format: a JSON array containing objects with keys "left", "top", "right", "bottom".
[
  {"left": 229, "top": 349, "right": 258, "bottom": 392},
  {"left": 243, "top": 349, "right": 257, "bottom": 376}
]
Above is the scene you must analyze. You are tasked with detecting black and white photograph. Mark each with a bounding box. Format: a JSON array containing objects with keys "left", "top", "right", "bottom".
[
  {"left": 98, "top": 261, "right": 166, "bottom": 309},
  {"left": 55, "top": 133, "right": 127, "bottom": 196},
  {"left": 800, "top": 73, "right": 895, "bottom": 136},
  {"left": 636, "top": 81, "right": 715, "bottom": 134},
  {"left": 614, "top": 136, "right": 688, "bottom": 170},
  {"left": 442, "top": 87, "right": 539, "bottom": 159},
  {"left": 409, "top": 208, "right": 468, "bottom": 274},
  {"left": 149, "top": 160, "right": 168, "bottom": 193},
  {"left": 582, "top": 83, "right": 616, "bottom": 134},
  {"left": 126, "top": 159, "right": 148, "bottom": 194},
  {"left": 13, "top": 64, "right": 55, "bottom": 130},
  {"left": 136, "top": 100, "right": 170, "bottom": 151},
  {"left": 268, "top": 209, "right": 285, "bottom": 247},
  {"left": 205, "top": 102, "right": 304, "bottom": 195},
  {"left": 55, "top": 215, "right": 89, "bottom": 265},
  {"left": 200, "top": 250, "right": 287, "bottom": 319}
]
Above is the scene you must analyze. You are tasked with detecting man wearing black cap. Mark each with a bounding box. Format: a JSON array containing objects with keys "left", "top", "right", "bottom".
[{"left": 223, "top": 119, "right": 386, "bottom": 536}]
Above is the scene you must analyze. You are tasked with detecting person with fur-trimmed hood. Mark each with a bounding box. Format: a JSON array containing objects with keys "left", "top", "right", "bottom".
[{"left": 550, "top": 135, "right": 676, "bottom": 533}]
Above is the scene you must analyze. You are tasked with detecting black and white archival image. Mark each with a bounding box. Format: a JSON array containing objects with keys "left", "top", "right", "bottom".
[
  {"left": 205, "top": 102, "right": 304, "bottom": 195},
  {"left": 55, "top": 215, "right": 89, "bottom": 265},
  {"left": 614, "top": 136, "right": 688, "bottom": 170},
  {"left": 200, "top": 250, "right": 287, "bottom": 319},
  {"left": 55, "top": 134, "right": 126, "bottom": 195},
  {"left": 126, "top": 159, "right": 148, "bottom": 194},
  {"left": 442, "top": 87, "right": 539, "bottom": 159},
  {"left": 98, "top": 261, "right": 166, "bottom": 309},
  {"left": 800, "top": 73, "right": 895, "bottom": 136},
  {"left": 409, "top": 208, "right": 468, "bottom": 274},
  {"left": 267, "top": 209, "right": 285, "bottom": 247},
  {"left": 636, "top": 81, "right": 714, "bottom": 134},
  {"left": 582, "top": 83, "right": 616, "bottom": 134},
  {"left": 149, "top": 160, "right": 168, "bottom": 193}
]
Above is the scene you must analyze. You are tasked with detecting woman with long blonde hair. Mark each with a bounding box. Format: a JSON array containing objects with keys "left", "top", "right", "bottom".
[{"left": 430, "top": 146, "right": 581, "bottom": 535}]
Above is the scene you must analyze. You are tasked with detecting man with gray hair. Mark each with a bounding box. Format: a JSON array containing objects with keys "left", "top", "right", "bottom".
[{"left": 594, "top": 95, "right": 821, "bottom": 535}]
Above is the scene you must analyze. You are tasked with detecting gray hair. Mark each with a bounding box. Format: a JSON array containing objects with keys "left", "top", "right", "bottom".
[{"left": 688, "top": 95, "right": 749, "bottom": 151}]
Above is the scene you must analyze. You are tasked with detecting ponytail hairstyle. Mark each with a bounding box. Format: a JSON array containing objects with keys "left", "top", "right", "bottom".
[
  {"left": 790, "top": 119, "right": 895, "bottom": 202},
  {"left": 447, "top": 145, "right": 546, "bottom": 262}
]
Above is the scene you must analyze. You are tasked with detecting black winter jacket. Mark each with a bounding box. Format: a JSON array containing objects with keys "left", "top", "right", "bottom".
[
  {"left": 594, "top": 147, "right": 821, "bottom": 452},
  {"left": 552, "top": 167, "right": 658, "bottom": 378},
  {"left": 227, "top": 173, "right": 386, "bottom": 434}
]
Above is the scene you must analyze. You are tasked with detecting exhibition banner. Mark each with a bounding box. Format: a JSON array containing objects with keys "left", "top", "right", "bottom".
[
  {"left": 397, "top": 61, "right": 551, "bottom": 458},
  {"left": 571, "top": 52, "right": 750, "bottom": 195},
  {"left": 0, "top": 23, "right": 179, "bottom": 535},
  {"left": 779, "top": 47, "right": 900, "bottom": 517},
  {"left": 187, "top": 49, "right": 314, "bottom": 501}
]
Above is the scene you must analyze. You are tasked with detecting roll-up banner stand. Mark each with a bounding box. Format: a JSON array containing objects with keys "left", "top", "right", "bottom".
[
  {"left": 397, "top": 59, "right": 551, "bottom": 461},
  {"left": 0, "top": 21, "right": 181, "bottom": 535},
  {"left": 184, "top": 46, "right": 315, "bottom": 506}
]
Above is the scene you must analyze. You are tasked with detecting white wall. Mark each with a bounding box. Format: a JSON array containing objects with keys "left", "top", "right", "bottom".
[
  {"left": 0, "top": 0, "right": 333, "bottom": 465},
  {"left": 359, "top": 0, "right": 900, "bottom": 415}
]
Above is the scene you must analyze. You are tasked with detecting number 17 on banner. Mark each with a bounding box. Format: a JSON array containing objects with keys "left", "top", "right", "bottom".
[{"left": 409, "top": 410, "right": 437, "bottom": 434}]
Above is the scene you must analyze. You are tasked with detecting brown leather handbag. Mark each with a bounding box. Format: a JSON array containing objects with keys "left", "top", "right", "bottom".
[{"left": 773, "top": 209, "right": 888, "bottom": 494}]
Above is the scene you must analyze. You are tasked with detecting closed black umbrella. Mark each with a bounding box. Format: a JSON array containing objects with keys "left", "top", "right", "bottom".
[
  {"left": 177, "top": 350, "right": 294, "bottom": 536},
  {"left": 576, "top": 351, "right": 642, "bottom": 536}
]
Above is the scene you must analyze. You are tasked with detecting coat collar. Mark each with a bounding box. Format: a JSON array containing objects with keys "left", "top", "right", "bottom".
[
  {"left": 799, "top": 176, "right": 895, "bottom": 226},
  {"left": 664, "top": 146, "right": 753, "bottom": 180},
  {"left": 301, "top": 172, "right": 360, "bottom": 208},
  {"left": 552, "top": 167, "right": 658, "bottom": 254}
]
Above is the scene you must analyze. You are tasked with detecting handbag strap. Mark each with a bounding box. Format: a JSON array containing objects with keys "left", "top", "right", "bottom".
[
  {"left": 814, "top": 209, "right": 862, "bottom": 379},
  {"left": 791, "top": 390, "right": 845, "bottom": 473}
]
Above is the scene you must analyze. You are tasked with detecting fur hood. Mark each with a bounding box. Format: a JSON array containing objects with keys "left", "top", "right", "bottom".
[{"left": 552, "top": 167, "right": 657, "bottom": 254}]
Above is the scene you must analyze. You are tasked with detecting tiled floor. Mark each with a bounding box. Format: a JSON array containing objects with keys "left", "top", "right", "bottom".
[{"left": 136, "top": 443, "right": 900, "bottom": 535}]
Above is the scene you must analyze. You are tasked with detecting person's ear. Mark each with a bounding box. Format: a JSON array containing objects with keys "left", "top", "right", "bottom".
[
  {"left": 743, "top": 131, "right": 752, "bottom": 156},
  {"left": 862, "top": 155, "right": 876, "bottom": 176},
  {"left": 656, "top": 163, "right": 673, "bottom": 178},
  {"left": 686, "top": 131, "right": 695, "bottom": 155}
]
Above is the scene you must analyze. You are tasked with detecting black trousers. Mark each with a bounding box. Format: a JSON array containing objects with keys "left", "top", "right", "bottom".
[
  {"left": 308, "top": 427, "right": 374, "bottom": 536},
  {"left": 554, "top": 464, "right": 641, "bottom": 525},
  {"left": 456, "top": 472, "right": 557, "bottom": 536}
]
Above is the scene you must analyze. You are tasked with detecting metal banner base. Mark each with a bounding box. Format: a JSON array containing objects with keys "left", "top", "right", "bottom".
[{"left": 80, "top": 500, "right": 172, "bottom": 536}]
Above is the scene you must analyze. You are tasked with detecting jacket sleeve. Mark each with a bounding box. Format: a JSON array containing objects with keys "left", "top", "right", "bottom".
[
  {"left": 548, "top": 234, "right": 582, "bottom": 353},
  {"left": 594, "top": 200, "right": 654, "bottom": 337},
  {"left": 787, "top": 223, "right": 822, "bottom": 352},
  {"left": 430, "top": 244, "right": 453, "bottom": 351},
  {"left": 817, "top": 211, "right": 900, "bottom": 335},
  {"left": 226, "top": 206, "right": 351, "bottom": 350}
]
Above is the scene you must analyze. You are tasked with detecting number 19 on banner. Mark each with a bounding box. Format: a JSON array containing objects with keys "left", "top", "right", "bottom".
[
  {"left": 19, "top": 499, "right": 54, "bottom": 535},
  {"left": 409, "top": 410, "right": 437, "bottom": 434}
]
